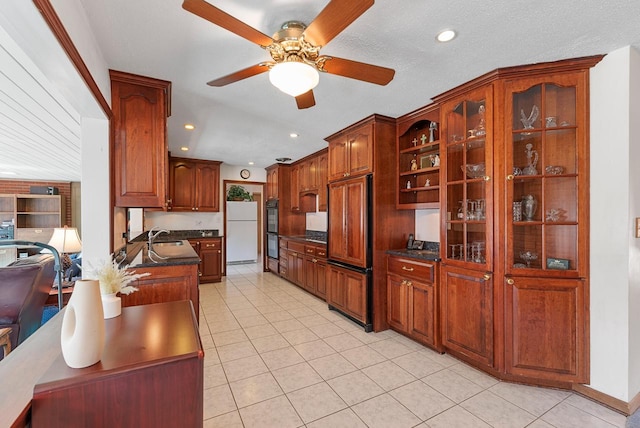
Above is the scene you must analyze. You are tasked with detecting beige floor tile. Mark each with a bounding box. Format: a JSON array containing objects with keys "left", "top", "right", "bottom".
[
  {"left": 231, "top": 307, "right": 261, "bottom": 318},
  {"left": 425, "top": 405, "right": 492, "bottom": 428},
  {"left": 250, "top": 333, "right": 291, "bottom": 354},
  {"left": 287, "top": 307, "right": 318, "bottom": 318},
  {"left": 526, "top": 419, "right": 556, "bottom": 428},
  {"left": 361, "top": 360, "right": 416, "bottom": 391},
  {"left": 204, "top": 384, "right": 237, "bottom": 419},
  {"left": 306, "top": 408, "right": 367, "bottom": 428},
  {"left": 351, "top": 393, "right": 421, "bottom": 428},
  {"left": 243, "top": 323, "right": 278, "bottom": 340},
  {"left": 541, "top": 401, "right": 618, "bottom": 427},
  {"left": 419, "top": 348, "right": 460, "bottom": 367},
  {"left": 308, "top": 322, "right": 345, "bottom": 338},
  {"left": 229, "top": 372, "right": 284, "bottom": 409},
  {"left": 293, "top": 339, "right": 337, "bottom": 361},
  {"left": 347, "top": 328, "right": 390, "bottom": 345},
  {"left": 332, "top": 317, "right": 364, "bottom": 332},
  {"left": 323, "top": 332, "right": 366, "bottom": 352},
  {"left": 391, "top": 380, "right": 455, "bottom": 420},
  {"left": 222, "top": 355, "right": 269, "bottom": 382},
  {"left": 272, "top": 318, "right": 306, "bottom": 333},
  {"left": 460, "top": 390, "right": 536, "bottom": 428},
  {"left": 340, "top": 345, "right": 387, "bottom": 369},
  {"left": 449, "top": 362, "right": 500, "bottom": 389},
  {"left": 392, "top": 351, "right": 445, "bottom": 378},
  {"left": 327, "top": 370, "right": 385, "bottom": 406},
  {"left": 211, "top": 329, "right": 248, "bottom": 347},
  {"left": 564, "top": 394, "right": 628, "bottom": 427},
  {"left": 217, "top": 341, "right": 258, "bottom": 363},
  {"left": 203, "top": 348, "right": 220, "bottom": 367},
  {"left": 263, "top": 310, "right": 295, "bottom": 323},
  {"left": 204, "top": 410, "right": 243, "bottom": 428},
  {"left": 367, "top": 338, "right": 414, "bottom": 359},
  {"left": 422, "top": 368, "right": 484, "bottom": 403},
  {"left": 308, "top": 353, "right": 358, "bottom": 380},
  {"left": 256, "top": 304, "right": 283, "bottom": 314},
  {"left": 260, "top": 346, "right": 305, "bottom": 370},
  {"left": 281, "top": 327, "right": 320, "bottom": 345},
  {"left": 489, "top": 381, "right": 571, "bottom": 417},
  {"left": 208, "top": 319, "right": 242, "bottom": 334},
  {"left": 297, "top": 314, "right": 331, "bottom": 328},
  {"left": 239, "top": 395, "right": 303, "bottom": 428},
  {"left": 287, "top": 382, "right": 348, "bottom": 424},
  {"left": 272, "top": 362, "right": 324, "bottom": 393},
  {"left": 204, "top": 363, "right": 228, "bottom": 389},
  {"left": 200, "top": 334, "right": 215, "bottom": 350},
  {"left": 236, "top": 314, "right": 270, "bottom": 328},
  {"left": 279, "top": 300, "right": 307, "bottom": 310}
]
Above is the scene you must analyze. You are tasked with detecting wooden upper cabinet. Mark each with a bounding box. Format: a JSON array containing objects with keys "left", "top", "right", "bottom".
[
  {"left": 328, "top": 175, "right": 368, "bottom": 268},
  {"left": 317, "top": 151, "right": 328, "bottom": 211},
  {"left": 111, "top": 70, "right": 171, "bottom": 208},
  {"left": 169, "top": 157, "right": 221, "bottom": 212},
  {"left": 290, "top": 164, "right": 300, "bottom": 212},
  {"left": 265, "top": 166, "right": 279, "bottom": 200},
  {"left": 326, "top": 123, "right": 373, "bottom": 182}
]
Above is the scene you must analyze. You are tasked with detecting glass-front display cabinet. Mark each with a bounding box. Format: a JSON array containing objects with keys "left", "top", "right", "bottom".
[
  {"left": 505, "top": 74, "right": 587, "bottom": 278},
  {"left": 396, "top": 105, "right": 440, "bottom": 209},
  {"left": 442, "top": 86, "right": 493, "bottom": 270}
]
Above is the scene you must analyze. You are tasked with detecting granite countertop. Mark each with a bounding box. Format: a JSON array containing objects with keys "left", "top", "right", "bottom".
[
  {"left": 130, "top": 229, "right": 221, "bottom": 242},
  {"left": 387, "top": 241, "right": 441, "bottom": 261},
  {"left": 282, "top": 230, "right": 327, "bottom": 245}
]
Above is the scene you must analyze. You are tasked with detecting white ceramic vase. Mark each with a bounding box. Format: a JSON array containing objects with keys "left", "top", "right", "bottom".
[
  {"left": 60, "top": 279, "right": 105, "bottom": 368},
  {"left": 101, "top": 292, "right": 122, "bottom": 319}
]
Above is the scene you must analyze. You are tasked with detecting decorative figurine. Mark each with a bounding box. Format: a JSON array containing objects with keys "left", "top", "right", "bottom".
[
  {"left": 520, "top": 105, "right": 540, "bottom": 131},
  {"left": 432, "top": 154, "right": 440, "bottom": 167},
  {"left": 412, "top": 137, "right": 418, "bottom": 146},
  {"left": 522, "top": 143, "right": 538, "bottom": 175},
  {"left": 420, "top": 134, "right": 427, "bottom": 145},
  {"left": 428, "top": 122, "right": 438, "bottom": 142},
  {"left": 410, "top": 159, "right": 418, "bottom": 171},
  {"left": 406, "top": 180, "right": 411, "bottom": 189},
  {"left": 425, "top": 179, "right": 431, "bottom": 187},
  {"left": 475, "top": 105, "right": 486, "bottom": 136}
]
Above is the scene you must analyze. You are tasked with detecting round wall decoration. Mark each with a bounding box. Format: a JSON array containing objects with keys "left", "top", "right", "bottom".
[{"left": 240, "top": 169, "right": 251, "bottom": 179}]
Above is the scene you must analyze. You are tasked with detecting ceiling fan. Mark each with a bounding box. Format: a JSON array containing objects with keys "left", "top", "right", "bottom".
[{"left": 182, "top": 0, "right": 395, "bottom": 109}]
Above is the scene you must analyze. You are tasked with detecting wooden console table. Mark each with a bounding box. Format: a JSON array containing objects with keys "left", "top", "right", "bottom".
[{"left": 4, "top": 300, "right": 203, "bottom": 427}]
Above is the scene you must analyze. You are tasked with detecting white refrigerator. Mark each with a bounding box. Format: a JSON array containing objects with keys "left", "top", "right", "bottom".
[{"left": 226, "top": 201, "right": 258, "bottom": 263}]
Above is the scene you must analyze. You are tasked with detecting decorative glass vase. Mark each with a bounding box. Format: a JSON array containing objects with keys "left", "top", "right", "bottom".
[
  {"left": 60, "top": 279, "right": 105, "bottom": 368},
  {"left": 101, "top": 292, "right": 122, "bottom": 319},
  {"left": 522, "top": 195, "right": 537, "bottom": 221}
]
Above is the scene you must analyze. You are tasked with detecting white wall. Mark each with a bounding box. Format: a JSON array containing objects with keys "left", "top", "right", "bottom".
[
  {"left": 415, "top": 209, "right": 440, "bottom": 242},
  {"left": 589, "top": 45, "right": 640, "bottom": 402}
]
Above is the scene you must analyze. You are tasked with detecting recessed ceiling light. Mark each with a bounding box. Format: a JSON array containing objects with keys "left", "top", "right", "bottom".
[
  {"left": 248, "top": 161, "right": 254, "bottom": 165},
  {"left": 0, "top": 171, "right": 17, "bottom": 175},
  {"left": 290, "top": 133, "right": 298, "bottom": 138},
  {"left": 436, "top": 29, "right": 456, "bottom": 43},
  {"left": 180, "top": 146, "right": 189, "bottom": 151},
  {"left": 184, "top": 124, "right": 195, "bottom": 130}
]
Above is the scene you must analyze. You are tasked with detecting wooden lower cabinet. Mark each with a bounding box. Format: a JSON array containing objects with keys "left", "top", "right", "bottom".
[
  {"left": 188, "top": 237, "right": 223, "bottom": 283},
  {"left": 441, "top": 265, "right": 493, "bottom": 368},
  {"left": 505, "top": 276, "right": 588, "bottom": 383},
  {"left": 304, "top": 255, "right": 327, "bottom": 299},
  {"left": 386, "top": 256, "right": 440, "bottom": 350},
  {"left": 121, "top": 263, "right": 200, "bottom": 322},
  {"left": 326, "top": 263, "right": 368, "bottom": 326},
  {"left": 278, "top": 238, "right": 327, "bottom": 300}
]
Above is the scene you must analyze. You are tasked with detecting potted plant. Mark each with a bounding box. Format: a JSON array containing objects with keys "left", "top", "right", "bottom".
[
  {"left": 89, "top": 258, "right": 150, "bottom": 319},
  {"left": 227, "top": 185, "right": 252, "bottom": 201}
]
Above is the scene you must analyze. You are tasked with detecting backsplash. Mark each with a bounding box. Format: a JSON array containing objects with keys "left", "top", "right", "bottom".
[{"left": 145, "top": 211, "right": 223, "bottom": 231}]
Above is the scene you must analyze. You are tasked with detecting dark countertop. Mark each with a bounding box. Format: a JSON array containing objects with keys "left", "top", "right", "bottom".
[
  {"left": 387, "top": 242, "right": 441, "bottom": 262},
  {"left": 282, "top": 235, "right": 327, "bottom": 245},
  {"left": 130, "top": 229, "right": 220, "bottom": 242},
  {"left": 119, "top": 240, "right": 200, "bottom": 268}
]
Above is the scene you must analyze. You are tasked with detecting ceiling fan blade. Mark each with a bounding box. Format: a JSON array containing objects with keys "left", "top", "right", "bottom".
[
  {"left": 302, "top": 0, "right": 373, "bottom": 47},
  {"left": 182, "top": 0, "right": 274, "bottom": 47},
  {"left": 295, "top": 90, "right": 316, "bottom": 109},
  {"left": 207, "top": 63, "right": 270, "bottom": 86},
  {"left": 321, "top": 56, "right": 395, "bottom": 85}
]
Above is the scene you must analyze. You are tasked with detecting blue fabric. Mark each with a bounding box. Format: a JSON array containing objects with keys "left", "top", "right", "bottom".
[{"left": 41, "top": 306, "right": 58, "bottom": 324}]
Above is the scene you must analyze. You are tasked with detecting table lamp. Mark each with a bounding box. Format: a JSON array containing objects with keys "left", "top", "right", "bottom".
[{"left": 47, "top": 226, "right": 82, "bottom": 273}]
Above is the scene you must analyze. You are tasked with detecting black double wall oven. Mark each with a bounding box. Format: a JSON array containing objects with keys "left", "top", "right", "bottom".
[{"left": 266, "top": 199, "right": 279, "bottom": 260}]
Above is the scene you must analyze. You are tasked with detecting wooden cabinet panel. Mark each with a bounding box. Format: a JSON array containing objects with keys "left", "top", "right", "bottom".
[
  {"left": 328, "top": 176, "right": 368, "bottom": 268},
  {"left": 120, "top": 263, "right": 200, "bottom": 322},
  {"left": 505, "top": 276, "right": 587, "bottom": 382},
  {"left": 315, "top": 259, "right": 327, "bottom": 299},
  {"left": 266, "top": 167, "right": 279, "bottom": 200},
  {"left": 199, "top": 238, "right": 222, "bottom": 282},
  {"left": 409, "top": 280, "right": 436, "bottom": 346},
  {"left": 111, "top": 70, "right": 170, "bottom": 208},
  {"left": 169, "top": 158, "right": 220, "bottom": 212},
  {"left": 290, "top": 165, "right": 300, "bottom": 212},
  {"left": 387, "top": 273, "right": 408, "bottom": 331},
  {"left": 327, "top": 123, "right": 373, "bottom": 182},
  {"left": 326, "top": 263, "right": 368, "bottom": 325},
  {"left": 441, "top": 265, "right": 493, "bottom": 367},
  {"left": 317, "top": 151, "right": 328, "bottom": 211},
  {"left": 327, "top": 138, "right": 349, "bottom": 182}
]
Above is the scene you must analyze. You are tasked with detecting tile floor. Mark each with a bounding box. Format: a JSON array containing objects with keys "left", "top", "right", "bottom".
[{"left": 199, "top": 263, "right": 629, "bottom": 428}]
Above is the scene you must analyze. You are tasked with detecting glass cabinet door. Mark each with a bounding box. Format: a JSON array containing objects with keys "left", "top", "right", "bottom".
[
  {"left": 506, "top": 75, "right": 583, "bottom": 275},
  {"left": 442, "top": 87, "right": 493, "bottom": 269}
]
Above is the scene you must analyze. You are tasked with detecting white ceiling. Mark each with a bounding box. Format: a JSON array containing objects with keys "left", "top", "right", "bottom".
[{"left": 2, "top": 0, "right": 640, "bottom": 180}]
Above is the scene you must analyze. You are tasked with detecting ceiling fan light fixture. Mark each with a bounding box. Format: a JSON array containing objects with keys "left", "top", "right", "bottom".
[{"left": 269, "top": 61, "right": 319, "bottom": 97}]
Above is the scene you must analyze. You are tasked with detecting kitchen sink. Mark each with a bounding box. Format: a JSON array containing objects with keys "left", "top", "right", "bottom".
[{"left": 148, "top": 240, "right": 184, "bottom": 248}]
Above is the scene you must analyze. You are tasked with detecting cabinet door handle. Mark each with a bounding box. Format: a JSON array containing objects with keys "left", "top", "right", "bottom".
[
  {"left": 506, "top": 174, "right": 514, "bottom": 181},
  {"left": 218, "top": 250, "right": 221, "bottom": 254},
  {"left": 307, "top": 249, "right": 314, "bottom": 253},
  {"left": 400, "top": 280, "right": 407, "bottom": 286},
  {"left": 483, "top": 176, "right": 491, "bottom": 181},
  {"left": 506, "top": 278, "right": 515, "bottom": 285},
  {"left": 401, "top": 266, "right": 414, "bottom": 272},
  {"left": 205, "top": 244, "right": 216, "bottom": 248},
  {"left": 483, "top": 273, "right": 491, "bottom": 281},
  {"left": 406, "top": 280, "right": 412, "bottom": 287},
  {"left": 312, "top": 258, "right": 318, "bottom": 263},
  {"left": 192, "top": 207, "right": 195, "bottom": 211}
]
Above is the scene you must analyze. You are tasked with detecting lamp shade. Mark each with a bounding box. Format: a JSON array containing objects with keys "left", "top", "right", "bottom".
[
  {"left": 269, "top": 61, "right": 319, "bottom": 97},
  {"left": 48, "top": 227, "right": 82, "bottom": 254}
]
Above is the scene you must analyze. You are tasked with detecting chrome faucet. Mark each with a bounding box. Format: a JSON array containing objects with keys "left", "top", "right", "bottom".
[{"left": 148, "top": 226, "right": 169, "bottom": 248}]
